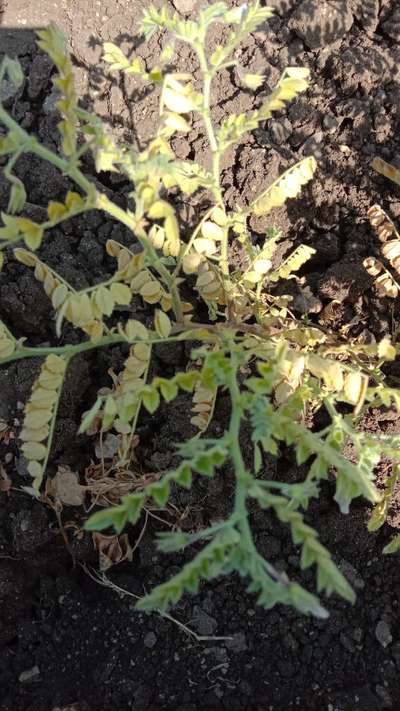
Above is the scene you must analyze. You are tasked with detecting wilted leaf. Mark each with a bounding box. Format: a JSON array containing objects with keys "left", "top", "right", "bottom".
[
  {"left": 92, "top": 531, "right": 133, "bottom": 571},
  {"left": 47, "top": 466, "right": 85, "bottom": 506},
  {"left": 95, "top": 433, "right": 120, "bottom": 460}
]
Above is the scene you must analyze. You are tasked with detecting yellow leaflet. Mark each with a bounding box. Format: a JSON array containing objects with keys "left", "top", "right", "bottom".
[{"left": 252, "top": 157, "right": 317, "bottom": 216}]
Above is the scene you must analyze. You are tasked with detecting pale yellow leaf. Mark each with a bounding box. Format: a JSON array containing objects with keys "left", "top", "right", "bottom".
[
  {"left": 163, "top": 112, "right": 191, "bottom": 133},
  {"left": 378, "top": 338, "right": 396, "bottom": 361},
  {"left": 163, "top": 88, "right": 196, "bottom": 114},
  {"left": 193, "top": 237, "right": 218, "bottom": 256},
  {"left": 154, "top": 309, "right": 172, "bottom": 338},
  {"left": 124, "top": 319, "right": 148, "bottom": 341},
  {"left": 201, "top": 221, "right": 224, "bottom": 241},
  {"left": 51, "top": 283, "right": 69, "bottom": 310},
  {"left": 95, "top": 286, "right": 115, "bottom": 316},
  {"left": 110, "top": 282, "right": 132, "bottom": 305},
  {"left": 20, "top": 425, "right": 49, "bottom": 442},
  {"left": 21, "top": 441, "right": 48, "bottom": 460}
]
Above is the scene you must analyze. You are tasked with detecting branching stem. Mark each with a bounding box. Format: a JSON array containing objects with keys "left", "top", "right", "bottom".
[{"left": 0, "top": 105, "right": 185, "bottom": 324}]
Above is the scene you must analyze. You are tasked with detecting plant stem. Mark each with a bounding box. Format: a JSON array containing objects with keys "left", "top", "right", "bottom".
[
  {"left": 40, "top": 353, "right": 72, "bottom": 477},
  {"left": 0, "top": 334, "right": 161, "bottom": 367},
  {"left": 194, "top": 47, "right": 221, "bottom": 198},
  {"left": 0, "top": 105, "right": 93, "bottom": 196},
  {"left": 226, "top": 353, "right": 253, "bottom": 548},
  {"left": 194, "top": 47, "right": 231, "bottom": 279},
  {"left": 0, "top": 106, "right": 184, "bottom": 323},
  {"left": 219, "top": 225, "right": 230, "bottom": 278}
]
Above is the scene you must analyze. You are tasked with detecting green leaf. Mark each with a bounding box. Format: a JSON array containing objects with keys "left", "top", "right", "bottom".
[
  {"left": 85, "top": 505, "right": 127, "bottom": 532},
  {"left": 142, "top": 386, "right": 160, "bottom": 414},
  {"left": 368, "top": 498, "right": 389, "bottom": 532},
  {"left": 288, "top": 583, "right": 329, "bottom": 619},
  {"left": 209, "top": 446, "right": 228, "bottom": 466},
  {"left": 2, "top": 56, "right": 24, "bottom": 89},
  {"left": 8, "top": 179, "right": 26, "bottom": 214},
  {"left": 156, "top": 531, "right": 189, "bottom": 553},
  {"left": 79, "top": 397, "right": 103, "bottom": 433},
  {"left": 383, "top": 535, "right": 400, "bottom": 555},
  {"left": 316, "top": 557, "right": 355, "bottom": 604},
  {"left": 149, "top": 479, "right": 170, "bottom": 506},
  {"left": 173, "top": 463, "right": 192, "bottom": 489},
  {"left": 122, "top": 493, "right": 145, "bottom": 524},
  {"left": 103, "top": 395, "right": 117, "bottom": 429},
  {"left": 157, "top": 378, "right": 178, "bottom": 402},
  {"left": 22, "top": 220, "right": 43, "bottom": 250},
  {"left": 192, "top": 453, "right": 214, "bottom": 477},
  {"left": 175, "top": 371, "right": 199, "bottom": 392}
]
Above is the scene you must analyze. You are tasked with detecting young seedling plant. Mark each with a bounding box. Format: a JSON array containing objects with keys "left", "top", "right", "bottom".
[{"left": 1, "top": 2, "right": 400, "bottom": 618}]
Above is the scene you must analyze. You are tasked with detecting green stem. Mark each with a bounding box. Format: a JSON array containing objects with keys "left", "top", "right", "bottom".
[
  {"left": 2, "top": 335, "right": 125, "bottom": 365},
  {"left": 0, "top": 104, "right": 93, "bottom": 195},
  {"left": 226, "top": 355, "right": 290, "bottom": 584},
  {"left": 0, "top": 105, "right": 184, "bottom": 323},
  {"left": 194, "top": 47, "right": 221, "bottom": 199},
  {"left": 220, "top": 225, "right": 229, "bottom": 278},
  {"left": 193, "top": 46, "right": 231, "bottom": 278},
  {"left": 0, "top": 322, "right": 227, "bottom": 368},
  {"left": 226, "top": 352, "right": 253, "bottom": 548}
]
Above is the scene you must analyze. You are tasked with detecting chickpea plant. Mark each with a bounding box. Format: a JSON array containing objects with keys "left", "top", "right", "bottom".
[{"left": 1, "top": 2, "right": 400, "bottom": 618}]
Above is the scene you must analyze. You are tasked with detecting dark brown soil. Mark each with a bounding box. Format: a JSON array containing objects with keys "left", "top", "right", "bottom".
[{"left": 1, "top": 1, "right": 400, "bottom": 710}]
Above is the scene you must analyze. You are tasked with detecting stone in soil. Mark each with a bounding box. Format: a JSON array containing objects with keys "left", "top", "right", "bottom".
[
  {"left": 19, "top": 666, "right": 40, "bottom": 683},
  {"left": 375, "top": 620, "right": 393, "bottom": 649}
]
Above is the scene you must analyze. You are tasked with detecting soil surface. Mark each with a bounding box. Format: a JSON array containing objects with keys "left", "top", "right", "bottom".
[{"left": 1, "top": 1, "right": 400, "bottom": 710}]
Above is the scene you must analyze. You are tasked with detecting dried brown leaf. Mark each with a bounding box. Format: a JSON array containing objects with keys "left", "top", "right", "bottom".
[
  {"left": 47, "top": 466, "right": 85, "bottom": 506},
  {"left": 92, "top": 531, "right": 133, "bottom": 571}
]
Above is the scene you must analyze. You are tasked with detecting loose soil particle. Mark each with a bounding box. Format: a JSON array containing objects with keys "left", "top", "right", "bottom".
[{"left": 1, "top": 0, "right": 400, "bottom": 709}]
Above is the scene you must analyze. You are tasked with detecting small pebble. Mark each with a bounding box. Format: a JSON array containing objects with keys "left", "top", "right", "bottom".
[
  {"left": 144, "top": 631, "right": 157, "bottom": 648},
  {"left": 375, "top": 620, "right": 392, "bottom": 648},
  {"left": 19, "top": 666, "right": 40, "bottom": 683}
]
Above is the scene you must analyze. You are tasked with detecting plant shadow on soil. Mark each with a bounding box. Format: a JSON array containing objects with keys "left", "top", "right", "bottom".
[{"left": 1, "top": 3, "right": 400, "bottom": 709}]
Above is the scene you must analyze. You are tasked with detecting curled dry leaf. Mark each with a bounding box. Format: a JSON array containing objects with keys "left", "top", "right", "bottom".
[{"left": 92, "top": 531, "right": 133, "bottom": 571}]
